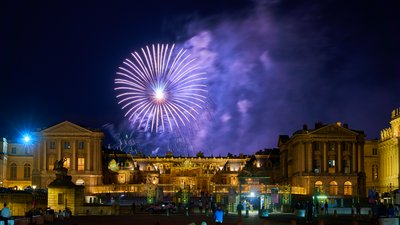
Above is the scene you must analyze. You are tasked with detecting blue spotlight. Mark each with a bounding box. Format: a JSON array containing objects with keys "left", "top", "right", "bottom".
[{"left": 23, "top": 135, "right": 31, "bottom": 143}]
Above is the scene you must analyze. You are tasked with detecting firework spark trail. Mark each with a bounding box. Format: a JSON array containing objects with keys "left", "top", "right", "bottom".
[{"left": 115, "top": 44, "right": 207, "bottom": 133}]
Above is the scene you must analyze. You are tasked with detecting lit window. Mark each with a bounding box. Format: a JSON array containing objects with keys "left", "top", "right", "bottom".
[
  {"left": 10, "top": 163, "right": 17, "bottom": 179},
  {"left": 64, "top": 142, "right": 70, "bottom": 150},
  {"left": 314, "top": 181, "right": 323, "bottom": 193},
  {"left": 344, "top": 181, "right": 352, "bottom": 195},
  {"left": 78, "top": 158, "right": 85, "bottom": 171},
  {"left": 328, "top": 160, "right": 336, "bottom": 173},
  {"left": 48, "top": 156, "right": 55, "bottom": 170},
  {"left": 24, "top": 164, "right": 30, "bottom": 179},
  {"left": 329, "top": 181, "right": 338, "bottom": 195}
]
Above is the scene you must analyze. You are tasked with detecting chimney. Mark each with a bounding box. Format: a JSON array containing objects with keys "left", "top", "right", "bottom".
[
  {"left": 303, "top": 124, "right": 308, "bottom": 130},
  {"left": 343, "top": 123, "right": 348, "bottom": 128}
]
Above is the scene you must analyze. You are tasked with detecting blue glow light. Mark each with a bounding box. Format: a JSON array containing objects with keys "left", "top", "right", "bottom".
[{"left": 23, "top": 135, "right": 31, "bottom": 143}]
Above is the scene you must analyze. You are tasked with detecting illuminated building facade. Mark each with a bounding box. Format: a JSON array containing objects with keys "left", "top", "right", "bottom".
[
  {"left": 278, "top": 122, "right": 368, "bottom": 202},
  {"left": 99, "top": 151, "right": 247, "bottom": 199},
  {"left": 363, "top": 140, "right": 379, "bottom": 195},
  {"left": 0, "top": 138, "right": 34, "bottom": 189},
  {"left": 379, "top": 107, "right": 400, "bottom": 194},
  {"left": 98, "top": 148, "right": 279, "bottom": 209},
  {"left": 31, "top": 121, "right": 104, "bottom": 192},
  {"left": 0, "top": 106, "right": 399, "bottom": 209}
]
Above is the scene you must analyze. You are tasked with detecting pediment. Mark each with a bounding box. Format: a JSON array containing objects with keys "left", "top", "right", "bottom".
[
  {"left": 41, "top": 121, "right": 93, "bottom": 135},
  {"left": 310, "top": 124, "right": 359, "bottom": 137}
]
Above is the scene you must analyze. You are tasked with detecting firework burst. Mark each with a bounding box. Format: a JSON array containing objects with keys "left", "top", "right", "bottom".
[{"left": 115, "top": 44, "right": 207, "bottom": 132}]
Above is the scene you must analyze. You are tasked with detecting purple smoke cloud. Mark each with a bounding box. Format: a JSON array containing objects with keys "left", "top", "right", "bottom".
[{"left": 179, "top": 1, "right": 400, "bottom": 155}]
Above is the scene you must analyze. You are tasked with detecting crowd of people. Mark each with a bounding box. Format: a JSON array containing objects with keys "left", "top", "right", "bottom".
[
  {"left": 371, "top": 202, "right": 399, "bottom": 218},
  {"left": 152, "top": 204, "right": 225, "bottom": 225},
  {"left": 236, "top": 200, "right": 253, "bottom": 218},
  {"left": 296, "top": 199, "right": 400, "bottom": 223}
]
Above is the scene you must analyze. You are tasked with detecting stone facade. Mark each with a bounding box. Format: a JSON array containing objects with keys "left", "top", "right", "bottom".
[
  {"left": 278, "top": 122, "right": 367, "bottom": 198},
  {"left": 100, "top": 150, "right": 249, "bottom": 197},
  {"left": 0, "top": 138, "right": 34, "bottom": 189},
  {"left": 363, "top": 140, "right": 379, "bottom": 194},
  {"left": 32, "top": 121, "right": 104, "bottom": 193},
  {"left": 0, "top": 107, "right": 400, "bottom": 203},
  {"left": 379, "top": 107, "right": 400, "bottom": 193}
]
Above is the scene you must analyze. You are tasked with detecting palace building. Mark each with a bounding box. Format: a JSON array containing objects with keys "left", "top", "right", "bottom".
[
  {"left": 31, "top": 121, "right": 104, "bottom": 190},
  {"left": 379, "top": 107, "right": 400, "bottom": 194},
  {"left": 0, "top": 138, "right": 34, "bottom": 189},
  {"left": 0, "top": 107, "right": 398, "bottom": 211},
  {"left": 278, "top": 122, "right": 378, "bottom": 206}
]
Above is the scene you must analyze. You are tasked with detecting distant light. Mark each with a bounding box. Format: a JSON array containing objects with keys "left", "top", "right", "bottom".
[
  {"left": 250, "top": 192, "right": 255, "bottom": 197},
  {"left": 23, "top": 135, "right": 31, "bottom": 143},
  {"left": 32, "top": 185, "right": 37, "bottom": 190}
]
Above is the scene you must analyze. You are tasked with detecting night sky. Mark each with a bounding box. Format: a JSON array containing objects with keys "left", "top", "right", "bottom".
[{"left": 1, "top": 0, "right": 399, "bottom": 155}]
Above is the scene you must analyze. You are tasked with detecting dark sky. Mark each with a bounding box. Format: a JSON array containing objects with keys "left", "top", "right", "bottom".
[{"left": 1, "top": 0, "right": 399, "bottom": 155}]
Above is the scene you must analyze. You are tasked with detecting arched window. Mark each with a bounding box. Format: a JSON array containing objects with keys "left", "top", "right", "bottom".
[
  {"left": 266, "top": 161, "right": 273, "bottom": 168},
  {"left": 315, "top": 181, "right": 323, "bottom": 193},
  {"left": 24, "top": 163, "right": 31, "bottom": 179},
  {"left": 10, "top": 163, "right": 17, "bottom": 179},
  {"left": 344, "top": 181, "right": 352, "bottom": 195},
  {"left": 329, "top": 181, "right": 338, "bottom": 195}
]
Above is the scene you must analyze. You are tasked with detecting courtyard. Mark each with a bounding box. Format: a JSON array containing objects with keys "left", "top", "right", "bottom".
[{"left": 43, "top": 213, "right": 376, "bottom": 225}]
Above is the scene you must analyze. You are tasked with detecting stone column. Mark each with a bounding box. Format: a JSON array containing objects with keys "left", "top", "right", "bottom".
[
  {"left": 42, "top": 141, "right": 47, "bottom": 170},
  {"left": 338, "top": 142, "right": 341, "bottom": 173},
  {"left": 57, "top": 139, "right": 62, "bottom": 160},
  {"left": 37, "top": 140, "right": 42, "bottom": 172},
  {"left": 323, "top": 142, "right": 327, "bottom": 173},
  {"left": 72, "top": 140, "right": 77, "bottom": 172},
  {"left": 297, "top": 146, "right": 300, "bottom": 173},
  {"left": 306, "top": 142, "right": 312, "bottom": 172},
  {"left": 86, "top": 140, "right": 91, "bottom": 171},
  {"left": 356, "top": 144, "right": 360, "bottom": 172},
  {"left": 352, "top": 143, "right": 356, "bottom": 173},
  {"left": 360, "top": 143, "right": 364, "bottom": 172},
  {"left": 302, "top": 144, "right": 305, "bottom": 172},
  {"left": 93, "top": 140, "right": 98, "bottom": 172}
]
